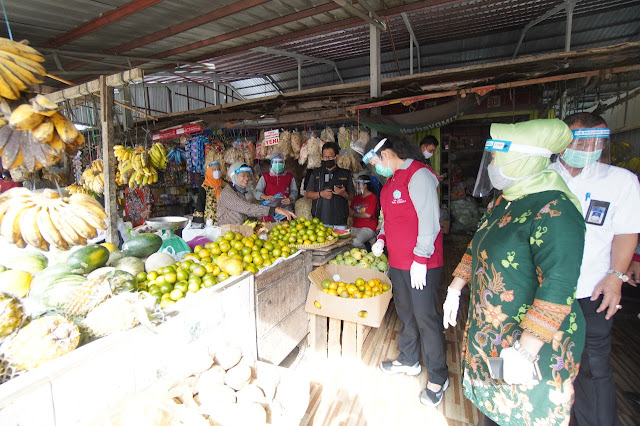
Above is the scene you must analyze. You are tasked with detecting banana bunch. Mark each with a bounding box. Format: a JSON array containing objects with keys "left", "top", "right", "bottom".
[
  {"left": 114, "top": 145, "right": 163, "bottom": 188},
  {"left": 0, "top": 95, "right": 84, "bottom": 171},
  {"left": 0, "top": 38, "right": 46, "bottom": 102},
  {"left": 81, "top": 160, "right": 104, "bottom": 194},
  {"left": 149, "top": 142, "right": 167, "bottom": 170},
  {"left": 66, "top": 183, "right": 89, "bottom": 195},
  {"left": 0, "top": 187, "right": 107, "bottom": 251}
]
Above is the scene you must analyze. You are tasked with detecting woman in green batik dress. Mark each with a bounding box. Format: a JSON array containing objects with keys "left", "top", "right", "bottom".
[{"left": 441, "top": 119, "right": 586, "bottom": 426}]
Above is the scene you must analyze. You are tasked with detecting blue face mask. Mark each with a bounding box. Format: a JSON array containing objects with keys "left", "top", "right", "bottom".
[
  {"left": 561, "top": 148, "right": 602, "bottom": 169},
  {"left": 375, "top": 162, "right": 393, "bottom": 178}
]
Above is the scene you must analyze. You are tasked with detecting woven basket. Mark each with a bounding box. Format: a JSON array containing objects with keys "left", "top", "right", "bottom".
[
  {"left": 292, "top": 238, "right": 338, "bottom": 250},
  {"left": 0, "top": 353, "right": 25, "bottom": 384}
]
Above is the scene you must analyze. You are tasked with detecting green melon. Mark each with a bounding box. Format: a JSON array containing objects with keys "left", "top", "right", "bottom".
[
  {"left": 122, "top": 233, "right": 162, "bottom": 258},
  {"left": 66, "top": 245, "right": 110, "bottom": 274}
]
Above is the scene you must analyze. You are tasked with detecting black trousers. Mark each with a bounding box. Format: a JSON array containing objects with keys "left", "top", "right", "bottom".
[
  {"left": 571, "top": 296, "right": 620, "bottom": 426},
  {"left": 389, "top": 266, "right": 448, "bottom": 386}
]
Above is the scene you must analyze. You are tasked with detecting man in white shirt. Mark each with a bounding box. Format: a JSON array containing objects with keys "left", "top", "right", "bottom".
[{"left": 549, "top": 112, "right": 640, "bottom": 426}]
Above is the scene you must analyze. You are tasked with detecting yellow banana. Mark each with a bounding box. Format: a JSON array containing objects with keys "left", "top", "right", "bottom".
[
  {"left": 0, "top": 73, "right": 19, "bottom": 100},
  {"left": 70, "top": 203, "right": 107, "bottom": 230},
  {"left": 49, "top": 112, "right": 79, "bottom": 144},
  {"left": 19, "top": 204, "right": 49, "bottom": 251},
  {"left": 0, "top": 38, "right": 45, "bottom": 63},
  {"left": 67, "top": 193, "right": 106, "bottom": 214},
  {"left": 31, "top": 118, "right": 54, "bottom": 143},
  {"left": 9, "top": 104, "right": 44, "bottom": 130},
  {"left": 0, "top": 54, "right": 43, "bottom": 85},
  {"left": 48, "top": 202, "right": 86, "bottom": 246},
  {"left": 30, "top": 94, "right": 58, "bottom": 116},
  {"left": 60, "top": 206, "right": 97, "bottom": 240},
  {"left": 0, "top": 200, "right": 34, "bottom": 244},
  {"left": 36, "top": 205, "right": 69, "bottom": 250},
  {"left": 0, "top": 62, "right": 27, "bottom": 93}
]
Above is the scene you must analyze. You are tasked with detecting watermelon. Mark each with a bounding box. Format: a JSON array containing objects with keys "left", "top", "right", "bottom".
[
  {"left": 66, "top": 245, "right": 110, "bottom": 274},
  {"left": 30, "top": 273, "right": 87, "bottom": 309},
  {"left": 333, "top": 229, "right": 351, "bottom": 239},
  {"left": 7, "top": 252, "right": 48, "bottom": 275},
  {"left": 122, "top": 233, "right": 162, "bottom": 258}
]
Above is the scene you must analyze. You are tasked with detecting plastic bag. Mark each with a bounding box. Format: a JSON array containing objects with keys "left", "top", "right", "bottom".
[{"left": 450, "top": 197, "right": 480, "bottom": 233}]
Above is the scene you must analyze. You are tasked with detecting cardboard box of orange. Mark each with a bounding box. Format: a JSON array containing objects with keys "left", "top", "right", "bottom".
[{"left": 305, "top": 264, "right": 393, "bottom": 328}]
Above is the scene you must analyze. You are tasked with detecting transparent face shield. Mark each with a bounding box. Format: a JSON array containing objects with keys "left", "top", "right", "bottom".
[
  {"left": 230, "top": 165, "right": 253, "bottom": 185},
  {"left": 561, "top": 128, "right": 610, "bottom": 168},
  {"left": 472, "top": 139, "right": 553, "bottom": 197},
  {"left": 354, "top": 177, "right": 370, "bottom": 195},
  {"left": 271, "top": 158, "right": 284, "bottom": 173},
  {"left": 361, "top": 138, "right": 387, "bottom": 168}
]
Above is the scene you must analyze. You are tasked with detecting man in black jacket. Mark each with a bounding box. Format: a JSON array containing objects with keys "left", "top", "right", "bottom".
[{"left": 304, "top": 142, "right": 355, "bottom": 229}]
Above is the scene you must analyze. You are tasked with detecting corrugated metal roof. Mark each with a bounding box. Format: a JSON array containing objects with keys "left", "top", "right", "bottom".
[{"left": 2, "top": 0, "right": 639, "bottom": 109}]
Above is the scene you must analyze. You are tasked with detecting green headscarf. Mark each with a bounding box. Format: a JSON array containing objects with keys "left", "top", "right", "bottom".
[{"left": 491, "top": 119, "right": 581, "bottom": 213}]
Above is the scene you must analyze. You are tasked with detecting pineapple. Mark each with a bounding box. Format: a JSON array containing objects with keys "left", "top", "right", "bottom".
[
  {"left": 2, "top": 314, "right": 79, "bottom": 370},
  {"left": 0, "top": 293, "right": 25, "bottom": 339},
  {"left": 61, "top": 275, "right": 113, "bottom": 317},
  {"left": 81, "top": 292, "right": 154, "bottom": 339}
]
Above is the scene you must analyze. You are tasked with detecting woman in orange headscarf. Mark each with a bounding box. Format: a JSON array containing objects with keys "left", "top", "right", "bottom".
[{"left": 193, "top": 159, "right": 225, "bottom": 225}]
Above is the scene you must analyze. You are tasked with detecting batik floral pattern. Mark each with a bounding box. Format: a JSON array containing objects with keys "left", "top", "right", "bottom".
[{"left": 456, "top": 191, "right": 585, "bottom": 426}]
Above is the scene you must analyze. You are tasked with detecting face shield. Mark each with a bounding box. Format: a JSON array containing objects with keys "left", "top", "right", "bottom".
[
  {"left": 362, "top": 138, "right": 394, "bottom": 178},
  {"left": 271, "top": 158, "right": 285, "bottom": 174},
  {"left": 561, "top": 127, "right": 610, "bottom": 168},
  {"left": 354, "top": 176, "right": 370, "bottom": 195},
  {"left": 207, "top": 161, "right": 221, "bottom": 179},
  {"left": 473, "top": 139, "right": 553, "bottom": 197},
  {"left": 230, "top": 164, "right": 253, "bottom": 186}
]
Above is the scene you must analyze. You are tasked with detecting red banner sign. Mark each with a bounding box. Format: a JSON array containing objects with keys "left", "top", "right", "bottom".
[{"left": 152, "top": 123, "right": 204, "bottom": 141}]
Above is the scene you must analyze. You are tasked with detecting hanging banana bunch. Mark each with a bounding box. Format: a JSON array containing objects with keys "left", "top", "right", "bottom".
[
  {"left": 113, "top": 142, "right": 167, "bottom": 188},
  {"left": 81, "top": 160, "right": 104, "bottom": 194},
  {"left": 66, "top": 183, "right": 89, "bottom": 195},
  {"left": 0, "top": 38, "right": 85, "bottom": 171},
  {"left": 0, "top": 187, "right": 107, "bottom": 251}
]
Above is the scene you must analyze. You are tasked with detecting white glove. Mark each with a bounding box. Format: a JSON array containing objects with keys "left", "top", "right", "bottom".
[
  {"left": 442, "top": 286, "right": 461, "bottom": 329},
  {"left": 500, "top": 347, "right": 539, "bottom": 386},
  {"left": 409, "top": 261, "right": 427, "bottom": 290},
  {"left": 371, "top": 239, "right": 385, "bottom": 257}
]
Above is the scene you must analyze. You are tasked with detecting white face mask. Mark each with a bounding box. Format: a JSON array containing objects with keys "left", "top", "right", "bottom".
[
  {"left": 212, "top": 170, "right": 221, "bottom": 179},
  {"left": 487, "top": 164, "right": 516, "bottom": 190},
  {"left": 423, "top": 150, "right": 433, "bottom": 159}
]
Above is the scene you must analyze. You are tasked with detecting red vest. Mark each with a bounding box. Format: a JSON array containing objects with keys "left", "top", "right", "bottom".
[
  {"left": 380, "top": 160, "right": 443, "bottom": 270},
  {"left": 262, "top": 172, "right": 293, "bottom": 197}
]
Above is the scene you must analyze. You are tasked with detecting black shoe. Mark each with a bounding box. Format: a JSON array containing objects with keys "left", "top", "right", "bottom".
[
  {"left": 379, "top": 360, "right": 422, "bottom": 376},
  {"left": 420, "top": 378, "right": 449, "bottom": 407}
]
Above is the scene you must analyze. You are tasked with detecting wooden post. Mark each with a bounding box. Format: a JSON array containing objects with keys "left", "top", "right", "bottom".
[{"left": 100, "top": 75, "right": 118, "bottom": 244}]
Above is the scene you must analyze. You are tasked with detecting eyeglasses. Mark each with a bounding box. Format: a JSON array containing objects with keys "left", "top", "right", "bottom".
[{"left": 322, "top": 155, "right": 336, "bottom": 160}]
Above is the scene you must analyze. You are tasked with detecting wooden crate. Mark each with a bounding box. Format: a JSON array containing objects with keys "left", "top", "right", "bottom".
[
  {"left": 254, "top": 250, "right": 312, "bottom": 365},
  {"left": 308, "top": 313, "right": 372, "bottom": 359}
]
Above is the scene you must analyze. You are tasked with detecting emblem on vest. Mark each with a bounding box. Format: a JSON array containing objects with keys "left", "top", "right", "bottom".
[{"left": 392, "top": 189, "right": 406, "bottom": 204}]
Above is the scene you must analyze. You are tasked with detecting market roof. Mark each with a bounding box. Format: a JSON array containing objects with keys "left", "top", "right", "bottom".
[{"left": 6, "top": 0, "right": 639, "bottom": 104}]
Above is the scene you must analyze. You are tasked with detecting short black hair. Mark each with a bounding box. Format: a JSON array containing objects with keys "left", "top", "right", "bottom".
[
  {"left": 564, "top": 112, "right": 607, "bottom": 128},
  {"left": 2, "top": 171, "right": 10, "bottom": 179},
  {"left": 322, "top": 142, "right": 340, "bottom": 156},
  {"left": 419, "top": 135, "right": 439, "bottom": 148},
  {"left": 355, "top": 174, "right": 375, "bottom": 193},
  {"left": 364, "top": 135, "right": 423, "bottom": 162}
]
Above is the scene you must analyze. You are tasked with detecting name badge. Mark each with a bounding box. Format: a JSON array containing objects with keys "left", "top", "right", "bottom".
[{"left": 585, "top": 200, "right": 610, "bottom": 226}]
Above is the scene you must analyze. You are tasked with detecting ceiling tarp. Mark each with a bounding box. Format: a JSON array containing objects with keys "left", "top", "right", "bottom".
[{"left": 359, "top": 95, "right": 482, "bottom": 135}]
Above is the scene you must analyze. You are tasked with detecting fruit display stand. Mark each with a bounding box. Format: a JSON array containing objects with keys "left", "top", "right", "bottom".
[
  {"left": 308, "top": 235, "right": 355, "bottom": 266},
  {"left": 0, "top": 272, "right": 258, "bottom": 425},
  {"left": 305, "top": 265, "right": 393, "bottom": 360},
  {"left": 254, "top": 249, "right": 313, "bottom": 365}
]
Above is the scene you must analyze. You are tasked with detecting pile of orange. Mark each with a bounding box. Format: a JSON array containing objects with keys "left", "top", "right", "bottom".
[
  {"left": 268, "top": 217, "right": 336, "bottom": 246},
  {"left": 140, "top": 231, "right": 298, "bottom": 309},
  {"left": 320, "top": 277, "right": 391, "bottom": 299}
]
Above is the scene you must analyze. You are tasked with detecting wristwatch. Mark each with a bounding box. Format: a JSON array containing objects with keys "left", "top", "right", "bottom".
[
  {"left": 607, "top": 269, "right": 629, "bottom": 283},
  {"left": 513, "top": 340, "right": 540, "bottom": 363}
]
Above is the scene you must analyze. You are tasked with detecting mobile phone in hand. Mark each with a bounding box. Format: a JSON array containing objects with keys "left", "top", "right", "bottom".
[{"left": 487, "top": 357, "right": 541, "bottom": 381}]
